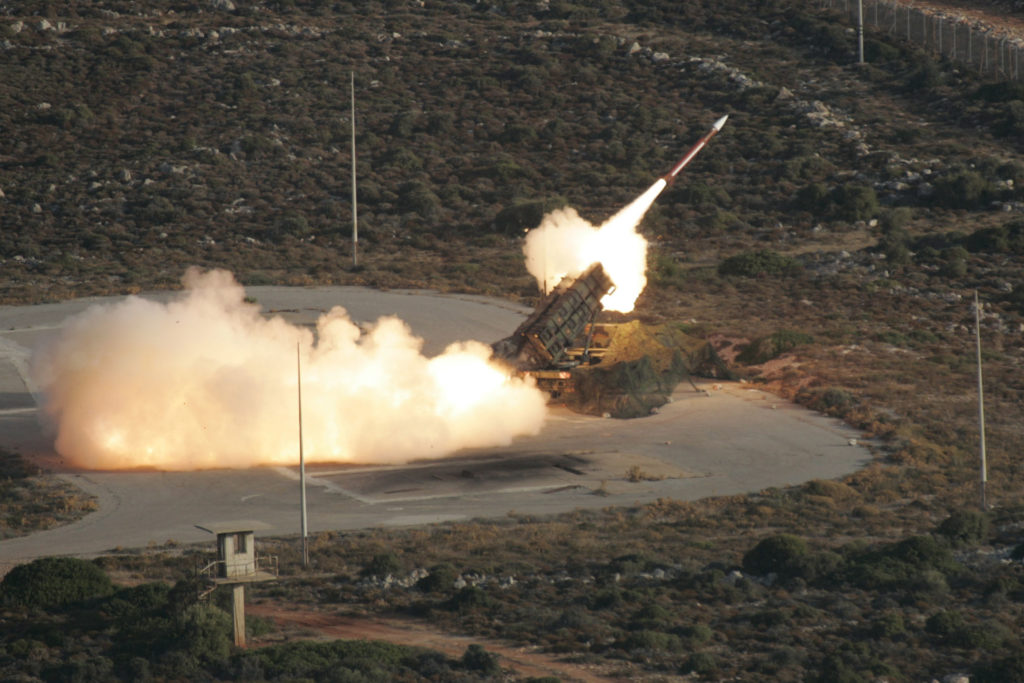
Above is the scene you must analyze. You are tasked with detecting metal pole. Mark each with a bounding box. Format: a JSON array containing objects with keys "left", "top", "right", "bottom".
[
  {"left": 974, "top": 291, "right": 988, "bottom": 511},
  {"left": 857, "top": 0, "right": 864, "bottom": 63},
  {"left": 351, "top": 71, "right": 358, "bottom": 268},
  {"left": 297, "top": 343, "right": 309, "bottom": 567}
]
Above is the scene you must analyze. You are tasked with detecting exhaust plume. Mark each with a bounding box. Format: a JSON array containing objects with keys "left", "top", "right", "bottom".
[
  {"left": 31, "top": 268, "right": 547, "bottom": 471},
  {"left": 523, "top": 178, "right": 666, "bottom": 313}
]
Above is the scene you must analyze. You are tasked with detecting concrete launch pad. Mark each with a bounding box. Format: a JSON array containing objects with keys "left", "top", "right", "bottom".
[{"left": 0, "top": 287, "right": 870, "bottom": 568}]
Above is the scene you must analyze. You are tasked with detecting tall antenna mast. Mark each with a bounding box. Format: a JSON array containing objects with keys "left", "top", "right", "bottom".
[
  {"left": 974, "top": 290, "right": 988, "bottom": 511},
  {"left": 351, "top": 71, "right": 358, "bottom": 268},
  {"left": 297, "top": 343, "right": 309, "bottom": 567}
]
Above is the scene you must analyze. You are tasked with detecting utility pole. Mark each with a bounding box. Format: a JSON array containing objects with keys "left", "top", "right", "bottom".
[
  {"left": 857, "top": 0, "right": 865, "bottom": 64},
  {"left": 351, "top": 71, "right": 358, "bottom": 269},
  {"left": 974, "top": 290, "right": 988, "bottom": 511},
  {"left": 297, "top": 343, "right": 309, "bottom": 567}
]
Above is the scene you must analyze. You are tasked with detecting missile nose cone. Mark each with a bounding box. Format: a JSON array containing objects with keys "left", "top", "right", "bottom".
[{"left": 713, "top": 114, "right": 729, "bottom": 131}]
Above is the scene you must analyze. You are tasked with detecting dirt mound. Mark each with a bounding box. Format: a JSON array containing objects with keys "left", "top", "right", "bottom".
[{"left": 566, "top": 321, "right": 732, "bottom": 418}]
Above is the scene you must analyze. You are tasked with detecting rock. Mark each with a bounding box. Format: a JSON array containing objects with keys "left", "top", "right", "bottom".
[
  {"left": 38, "top": 19, "right": 52, "bottom": 31},
  {"left": 11, "top": 21, "right": 24, "bottom": 33},
  {"left": 651, "top": 51, "right": 670, "bottom": 63},
  {"left": 119, "top": 169, "right": 132, "bottom": 183},
  {"left": 0, "top": 187, "right": 5, "bottom": 198},
  {"left": 210, "top": 0, "right": 236, "bottom": 10},
  {"left": 628, "top": 41, "right": 641, "bottom": 55}
]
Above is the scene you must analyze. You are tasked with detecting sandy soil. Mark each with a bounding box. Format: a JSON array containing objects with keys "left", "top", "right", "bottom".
[{"left": 249, "top": 601, "right": 617, "bottom": 682}]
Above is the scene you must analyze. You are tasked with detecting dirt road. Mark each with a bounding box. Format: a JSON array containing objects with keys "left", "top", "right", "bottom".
[{"left": 249, "top": 602, "right": 614, "bottom": 682}]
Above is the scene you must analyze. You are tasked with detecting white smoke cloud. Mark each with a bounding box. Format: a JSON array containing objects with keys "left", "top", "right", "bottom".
[
  {"left": 31, "top": 268, "right": 547, "bottom": 470},
  {"left": 523, "top": 178, "right": 666, "bottom": 313}
]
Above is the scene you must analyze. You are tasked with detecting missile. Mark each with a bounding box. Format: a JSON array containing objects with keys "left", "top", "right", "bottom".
[{"left": 662, "top": 114, "right": 729, "bottom": 184}]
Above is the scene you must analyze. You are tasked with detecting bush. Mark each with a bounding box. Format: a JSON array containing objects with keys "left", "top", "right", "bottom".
[
  {"left": 362, "top": 552, "right": 402, "bottom": 577},
  {"left": 974, "top": 647, "right": 1024, "bottom": 683},
  {"left": 879, "top": 206, "right": 913, "bottom": 233},
  {"left": 461, "top": 644, "right": 499, "bottom": 675},
  {"left": 934, "top": 170, "right": 993, "bottom": 209},
  {"left": 416, "top": 563, "right": 457, "bottom": 593},
  {"left": 794, "top": 182, "right": 830, "bottom": 213},
  {"left": 870, "top": 611, "right": 905, "bottom": 639},
  {"left": 736, "top": 329, "right": 813, "bottom": 364},
  {"left": 684, "top": 651, "right": 718, "bottom": 676},
  {"left": 964, "top": 221, "right": 1024, "bottom": 254},
  {"left": 445, "top": 586, "right": 490, "bottom": 612},
  {"left": 845, "top": 535, "right": 959, "bottom": 590},
  {"left": 1, "top": 557, "right": 114, "bottom": 608},
  {"left": 936, "top": 509, "right": 990, "bottom": 547},
  {"left": 742, "top": 535, "right": 809, "bottom": 577},
  {"left": 830, "top": 184, "right": 878, "bottom": 222},
  {"left": 397, "top": 181, "right": 442, "bottom": 220},
  {"left": 718, "top": 250, "right": 801, "bottom": 277},
  {"left": 178, "top": 604, "right": 232, "bottom": 663}
]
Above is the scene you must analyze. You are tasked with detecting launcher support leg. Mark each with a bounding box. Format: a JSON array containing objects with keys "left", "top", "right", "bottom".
[{"left": 232, "top": 584, "right": 246, "bottom": 648}]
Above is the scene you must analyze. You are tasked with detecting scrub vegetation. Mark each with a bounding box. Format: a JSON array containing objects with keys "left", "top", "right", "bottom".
[{"left": 4, "top": 0, "right": 1024, "bottom": 680}]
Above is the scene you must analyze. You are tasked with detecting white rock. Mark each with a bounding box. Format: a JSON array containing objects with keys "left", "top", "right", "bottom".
[
  {"left": 651, "top": 51, "right": 670, "bottom": 63},
  {"left": 210, "top": 0, "right": 236, "bottom": 10}
]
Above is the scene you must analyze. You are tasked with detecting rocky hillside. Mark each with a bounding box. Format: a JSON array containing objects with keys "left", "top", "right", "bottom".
[{"left": 2, "top": 0, "right": 1023, "bottom": 303}]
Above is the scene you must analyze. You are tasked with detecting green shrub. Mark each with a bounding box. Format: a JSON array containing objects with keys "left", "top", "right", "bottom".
[
  {"left": 845, "top": 535, "right": 959, "bottom": 590},
  {"left": 974, "top": 647, "right": 1024, "bottom": 683},
  {"left": 397, "top": 181, "right": 442, "bottom": 219},
  {"left": 802, "top": 386, "right": 856, "bottom": 416},
  {"left": 736, "top": 329, "right": 813, "bottom": 364},
  {"left": 934, "top": 170, "right": 993, "bottom": 209},
  {"left": 964, "top": 221, "right": 1024, "bottom": 253},
  {"left": 416, "top": 563, "right": 457, "bottom": 593},
  {"left": 879, "top": 206, "right": 913, "bottom": 233},
  {"left": 461, "top": 644, "right": 500, "bottom": 674},
  {"left": 682, "top": 623, "right": 714, "bottom": 646},
  {"left": 830, "top": 184, "right": 878, "bottom": 222},
  {"left": 623, "top": 629, "right": 683, "bottom": 653},
  {"left": 1, "top": 557, "right": 114, "bottom": 608},
  {"left": 718, "top": 250, "right": 801, "bottom": 277},
  {"left": 938, "top": 247, "right": 968, "bottom": 278},
  {"left": 445, "top": 586, "right": 490, "bottom": 612},
  {"left": 742, "top": 534, "right": 808, "bottom": 577},
  {"left": 178, "top": 604, "right": 232, "bottom": 663},
  {"left": 795, "top": 182, "right": 830, "bottom": 212},
  {"left": 936, "top": 509, "right": 989, "bottom": 547},
  {"left": 362, "top": 552, "right": 402, "bottom": 577},
  {"left": 684, "top": 651, "right": 718, "bottom": 676},
  {"left": 254, "top": 639, "right": 427, "bottom": 679},
  {"left": 871, "top": 611, "right": 905, "bottom": 639}
]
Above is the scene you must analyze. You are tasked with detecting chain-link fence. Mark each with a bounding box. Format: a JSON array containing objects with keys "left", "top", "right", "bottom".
[{"left": 819, "top": 0, "right": 1023, "bottom": 81}]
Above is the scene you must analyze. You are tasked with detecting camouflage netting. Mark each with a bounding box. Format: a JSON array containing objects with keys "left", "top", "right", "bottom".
[{"left": 565, "top": 321, "right": 733, "bottom": 418}]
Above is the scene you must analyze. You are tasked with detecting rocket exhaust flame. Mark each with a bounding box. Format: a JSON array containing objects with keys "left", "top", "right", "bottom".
[
  {"left": 32, "top": 268, "right": 547, "bottom": 471},
  {"left": 524, "top": 114, "right": 728, "bottom": 313}
]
